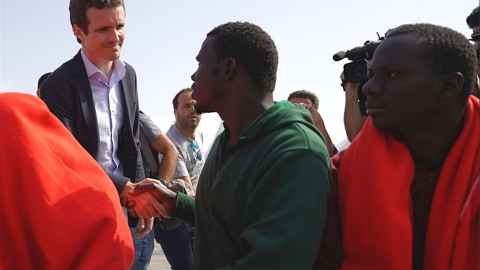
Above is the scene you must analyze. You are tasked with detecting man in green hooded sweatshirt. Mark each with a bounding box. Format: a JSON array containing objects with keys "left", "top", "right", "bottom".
[{"left": 128, "top": 21, "right": 330, "bottom": 270}]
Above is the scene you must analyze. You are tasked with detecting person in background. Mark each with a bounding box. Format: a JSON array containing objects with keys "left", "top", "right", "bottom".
[
  {"left": 132, "top": 110, "right": 178, "bottom": 270},
  {"left": 340, "top": 72, "right": 368, "bottom": 142},
  {"left": 0, "top": 93, "right": 134, "bottom": 269},
  {"left": 466, "top": 6, "right": 480, "bottom": 34},
  {"left": 36, "top": 72, "right": 52, "bottom": 97},
  {"left": 466, "top": 5, "right": 480, "bottom": 97},
  {"left": 316, "top": 23, "right": 479, "bottom": 270},
  {"left": 153, "top": 88, "right": 203, "bottom": 270},
  {"left": 139, "top": 110, "right": 178, "bottom": 188},
  {"left": 128, "top": 21, "right": 330, "bottom": 269},
  {"left": 165, "top": 88, "right": 204, "bottom": 192},
  {"left": 287, "top": 89, "right": 337, "bottom": 156},
  {"left": 39, "top": 0, "right": 163, "bottom": 267}
]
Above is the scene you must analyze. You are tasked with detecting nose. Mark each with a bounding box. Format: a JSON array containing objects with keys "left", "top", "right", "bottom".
[
  {"left": 108, "top": 29, "right": 120, "bottom": 43},
  {"left": 362, "top": 78, "right": 381, "bottom": 97},
  {"left": 191, "top": 99, "right": 197, "bottom": 107}
]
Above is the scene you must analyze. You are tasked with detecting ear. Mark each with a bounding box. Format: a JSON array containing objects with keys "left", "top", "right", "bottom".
[
  {"left": 438, "top": 72, "right": 463, "bottom": 99},
  {"left": 223, "top": 57, "right": 237, "bottom": 81},
  {"left": 174, "top": 109, "right": 178, "bottom": 117},
  {"left": 73, "top": 24, "right": 85, "bottom": 43}
]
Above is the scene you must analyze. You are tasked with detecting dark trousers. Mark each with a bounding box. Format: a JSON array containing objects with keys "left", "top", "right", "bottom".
[{"left": 154, "top": 222, "right": 195, "bottom": 270}]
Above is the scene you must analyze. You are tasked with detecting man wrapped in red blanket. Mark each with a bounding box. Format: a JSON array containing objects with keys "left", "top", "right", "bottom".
[
  {"left": 0, "top": 93, "right": 134, "bottom": 269},
  {"left": 316, "top": 23, "right": 479, "bottom": 270}
]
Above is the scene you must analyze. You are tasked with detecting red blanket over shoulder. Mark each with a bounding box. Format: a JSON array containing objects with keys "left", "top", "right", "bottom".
[
  {"left": 338, "top": 96, "right": 479, "bottom": 270},
  {"left": 0, "top": 93, "right": 134, "bottom": 269}
]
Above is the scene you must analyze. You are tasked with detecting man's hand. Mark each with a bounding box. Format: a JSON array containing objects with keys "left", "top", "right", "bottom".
[
  {"left": 121, "top": 179, "right": 168, "bottom": 219},
  {"left": 129, "top": 181, "right": 178, "bottom": 219},
  {"left": 343, "top": 81, "right": 366, "bottom": 142},
  {"left": 131, "top": 192, "right": 169, "bottom": 219},
  {"left": 134, "top": 218, "right": 154, "bottom": 238}
]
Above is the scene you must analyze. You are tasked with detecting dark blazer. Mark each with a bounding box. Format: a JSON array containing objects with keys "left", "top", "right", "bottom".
[{"left": 41, "top": 50, "right": 145, "bottom": 194}]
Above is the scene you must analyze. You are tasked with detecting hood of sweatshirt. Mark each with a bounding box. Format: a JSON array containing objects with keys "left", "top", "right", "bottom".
[{"left": 239, "top": 100, "right": 325, "bottom": 143}]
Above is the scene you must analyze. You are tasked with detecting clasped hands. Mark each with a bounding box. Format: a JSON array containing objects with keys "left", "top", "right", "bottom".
[{"left": 120, "top": 178, "right": 177, "bottom": 220}]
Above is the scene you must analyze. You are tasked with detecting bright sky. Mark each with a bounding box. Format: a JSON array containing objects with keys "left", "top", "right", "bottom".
[{"left": 0, "top": 0, "right": 476, "bottom": 148}]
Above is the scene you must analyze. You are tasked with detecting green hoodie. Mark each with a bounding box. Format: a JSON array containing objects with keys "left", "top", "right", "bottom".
[{"left": 175, "top": 100, "right": 330, "bottom": 269}]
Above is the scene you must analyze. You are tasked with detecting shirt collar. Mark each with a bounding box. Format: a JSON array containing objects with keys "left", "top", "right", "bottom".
[{"left": 80, "top": 49, "right": 126, "bottom": 81}]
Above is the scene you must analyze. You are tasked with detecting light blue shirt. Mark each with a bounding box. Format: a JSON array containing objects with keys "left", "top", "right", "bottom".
[{"left": 81, "top": 50, "right": 126, "bottom": 176}]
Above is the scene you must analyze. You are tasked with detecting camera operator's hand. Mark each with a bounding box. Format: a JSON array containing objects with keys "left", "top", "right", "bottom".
[
  {"left": 474, "top": 77, "right": 480, "bottom": 97},
  {"left": 341, "top": 72, "right": 367, "bottom": 142}
]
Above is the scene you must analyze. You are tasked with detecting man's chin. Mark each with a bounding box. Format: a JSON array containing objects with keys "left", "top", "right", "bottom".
[
  {"left": 112, "top": 53, "right": 121, "bottom": 60},
  {"left": 106, "top": 51, "right": 121, "bottom": 60}
]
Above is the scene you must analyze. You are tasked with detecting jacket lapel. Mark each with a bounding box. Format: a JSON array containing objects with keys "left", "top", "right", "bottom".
[
  {"left": 121, "top": 68, "right": 133, "bottom": 131},
  {"left": 71, "top": 50, "right": 100, "bottom": 158}
]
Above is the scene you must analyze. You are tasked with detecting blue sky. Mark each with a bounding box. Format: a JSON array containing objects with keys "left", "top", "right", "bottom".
[{"left": 0, "top": 0, "right": 476, "bottom": 147}]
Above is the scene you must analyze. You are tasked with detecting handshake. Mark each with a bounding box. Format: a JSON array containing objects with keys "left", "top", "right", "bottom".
[
  {"left": 120, "top": 178, "right": 177, "bottom": 219},
  {"left": 119, "top": 179, "right": 180, "bottom": 237}
]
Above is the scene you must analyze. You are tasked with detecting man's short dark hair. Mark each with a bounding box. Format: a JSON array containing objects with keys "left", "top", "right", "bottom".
[
  {"left": 466, "top": 6, "right": 480, "bottom": 29},
  {"left": 172, "top": 88, "right": 193, "bottom": 109},
  {"left": 287, "top": 90, "right": 320, "bottom": 110},
  {"left": 207, "top": 22, "right": 278, "bottom": 93},
  {"left": 387, "top": 23, "right": 477, "bottom": 100},
  {"left": 69, "top": 0, "right": 125, "bottom": 43},
  {"left": 38, "top": 72, "right": 52, "bottom": 89}
]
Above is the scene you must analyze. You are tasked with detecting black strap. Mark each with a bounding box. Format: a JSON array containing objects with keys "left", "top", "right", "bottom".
[{"left": 139, "top": 128, "right": 158, "bottom": 175}]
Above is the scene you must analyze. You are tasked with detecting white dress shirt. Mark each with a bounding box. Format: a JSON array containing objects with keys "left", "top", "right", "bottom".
[{"left": 81, "top": 50, "right": 126, "bottom": 176}]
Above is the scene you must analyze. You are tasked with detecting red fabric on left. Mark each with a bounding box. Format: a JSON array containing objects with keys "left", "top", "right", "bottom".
[{"left": 0, "top": 93, "right": 134, "bottom": 269}]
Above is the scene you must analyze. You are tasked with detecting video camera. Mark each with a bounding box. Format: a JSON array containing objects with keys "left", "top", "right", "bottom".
[
  {"left": 333, "top": 34, "right": 385, "bottom": 82},
  {"left": 333, "top": 33, "right": 385, "bottom": 116}
]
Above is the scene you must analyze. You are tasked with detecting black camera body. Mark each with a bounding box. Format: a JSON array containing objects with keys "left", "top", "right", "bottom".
[
  {"left": 333, "top": 36, "right": 384, "bottom": 116},
  {"left": 343, "top": 59, "right": 369, "bottom": 82},
  {"left": 334, "top": 39, "right": 383, "bottom": 82}
]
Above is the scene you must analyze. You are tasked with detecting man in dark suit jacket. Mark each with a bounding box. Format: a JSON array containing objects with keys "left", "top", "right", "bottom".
[
  {"left": 41, "top": 1, "right": 162, "bottom": 269},
  {"left": 41, "top": 0, "right": 148, "bottom": 198},
  {"left": 41, "top": 50, "right": 144, "bottom": 194}
]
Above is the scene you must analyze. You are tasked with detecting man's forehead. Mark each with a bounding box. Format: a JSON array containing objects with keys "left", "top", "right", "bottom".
[
  {"left": 372, "top": 34, "right": 421, "bottom": 64},
  {"left": 86, "top": 6, "right": 125, "bottom": 23},
  {"left": 200, "top": 37, "right": 215, "bottom": 52},
  {"left": 290, "top": 97, "right": 312, "bottom": 104},
  {"left": 86, "top": 5, "right": 125, "bottom": 13},
  {"left": 199, "top": 36, "right": 220, "bottom": 61},
  {"left": 179, "top": 92, "right": 193, "bottom": 101}
]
